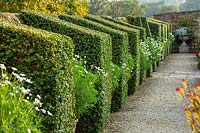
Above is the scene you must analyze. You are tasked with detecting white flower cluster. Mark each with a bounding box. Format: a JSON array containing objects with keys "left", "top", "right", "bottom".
[
  {"left": 0, "top": 64, "right": 53, "bottom": 117},
  {"left": 174, "top": 27, "right": 187, "bottom": 36},
  {"left": 74, "top": 55, "right": 108, "bottom": 78}
]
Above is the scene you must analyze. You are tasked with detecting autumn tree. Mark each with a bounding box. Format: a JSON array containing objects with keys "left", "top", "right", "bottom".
[{"left": 0, "top": 0, "right": 88, "bottom": 16}]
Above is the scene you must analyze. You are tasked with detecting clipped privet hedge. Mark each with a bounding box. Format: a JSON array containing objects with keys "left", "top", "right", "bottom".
[
  {"left": 127, "top": 16, "right": 152, "bottom": 38},
  {"left": 148, "top": 18, "right": 169, "bottom": 40},
  {"left": 59, "top": 15, "right": 129, "bottom": 112},
  {"left": 19, "top": 11, "right": 112, "bottom": 133},
  {"left": 147, "top": 20, "right": 162, "bottom": 40},
  {"left": 101, "top": 16, "right": 147, "bottom": 41},
  {"left": 0, "top": 20, "right": 75, "bottom": 132},
  {"left": 84, "top": 14, "right": 140, "bottom": 95}
]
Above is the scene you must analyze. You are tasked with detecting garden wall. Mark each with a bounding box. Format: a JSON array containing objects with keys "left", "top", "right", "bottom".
[{"left": 154, "top": 10, "right": 200, "bottom": 53}]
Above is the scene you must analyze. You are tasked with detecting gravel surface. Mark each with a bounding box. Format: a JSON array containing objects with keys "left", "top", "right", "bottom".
[{"left": 105, "top": 53, "right": 199, "bottom": 133}]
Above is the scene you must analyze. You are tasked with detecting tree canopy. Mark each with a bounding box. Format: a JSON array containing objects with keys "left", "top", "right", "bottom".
[
  {"left": 0, "top": 0, "right": 88, "bottom": 16},
  {"left": 180, "top": 0, "right": 200, "bottom": 11}
]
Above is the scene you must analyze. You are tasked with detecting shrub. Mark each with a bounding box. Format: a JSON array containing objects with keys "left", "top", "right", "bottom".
[
  {"left": 101, "top": 16, "right": 147, "bottom": 41},
  {"left": 59, "top": 14, "right": 130, "bottom": 112},
  {"left": 74, "top": 58, "right": 99, "bottom": 119},
  {"left": 147, "top": 18, "right": 170, "bottom": 40},
  {"left": 139, "top": 42, "right": 151, "bottom": 83},
  {"left": 84, "top": 14, "right": 140, "bottom": 95},
  {"left": 0, "top": 65, "right": 42, "bottom": 133},
  {"left": 19, "top": 11, "right": 112, "bottom": 133},
  {"left": 147, "top": 20, "right": 162, "bottom": 40},
  {"left": 127, "top": 16, "right": 152, "bottom": 38},
  {"left": 0, "top": 20, "right": 75, "bottom": 132}
]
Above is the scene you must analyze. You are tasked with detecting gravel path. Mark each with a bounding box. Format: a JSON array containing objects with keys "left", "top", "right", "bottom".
[{"left": 105, "top": 53, "right": 200, "bottom": 133}]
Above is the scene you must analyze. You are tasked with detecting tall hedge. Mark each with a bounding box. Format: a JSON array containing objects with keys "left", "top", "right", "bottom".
[
  {"left": 59, "top": 15, "right": 129, "bottom": 112},
  {"left": 19, "top": 11, "right": 112, "bottom": 133},
  {"left": 0, "top": 19, "right": 75, "bottom": 132},
  {"left": 84, "top": 14, "right": 140, "bottom": 95},
  {"left": 127, "top": 16, "right": 152, "bottom": 38},
  {"left": 101, "top": 16, "right": 146, "bottom": 41},
  {"left": 147, "top": 20, "right": 162, "bottom": 40},
  {"left": 148, "top": 18, "right": 169, "bottom": 39},
  {"left": 100, "top": 16, "right": 148, "bottom": 83}
]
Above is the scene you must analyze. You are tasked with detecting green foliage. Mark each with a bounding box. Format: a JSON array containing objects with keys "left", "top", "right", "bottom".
[
  {"left": 84, "top": 14, "right": 141, "bottom": 95},
  {"left": 108, "top": 1, "right": 132, "bottom": 17},
  {"left": 143, "top": 1, "right": 179, "bottom": 17},
  {"left": 127, "top": 16, "right": 152, "bottom": 38},
  {"left": 59, "top": 14, "right": 130, "bottom": 112},
  {"left": 74, "top": 59, "right": 99, "bottom": 119},
  {"left": 147, "top": 18, "right": 170, "bottom": 40},
  {"left": 176, "top": 15, "right": 197, "bottom": 36},
  {"left": 19, "top": 11, "right": 113, "bottom": 133},
  {"left": 147, "top": 20, "right": 162, "bottom": 40},
  {"left": 101, "top": 16, "right": 147, "bottom": 41},
  {"left": 128, "top": 0, "right": 147, "bottom": 16},
  {"left": 89, "top": 0, "right": 111, "bottom": 15},
  {"left": 145, "top": 38, "right": 162, "bottom": 63},
  {"left": 0, "top": 0, "right": 88, "bottom": 16},
  {"left": 111, "top": 63, "right": 122, "bottom": 90},
  {"left": 139, "top": 41, "right": 151, "bottom": 83},
  {"left": 0, "top": 20, "right": 75, "bottom": 132},
  {"left": 0, "top": 66, "right": 42, "bottom": 133},
  {"left": 127, "top": 53, "right": 135, "bottom": 80}
]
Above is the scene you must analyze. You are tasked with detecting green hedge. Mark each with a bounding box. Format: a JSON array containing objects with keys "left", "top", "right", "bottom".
[
  {"left": 84, "top": 14, "right": 140, "bottom": 95},
  {"left": 147, "top": 20, "right": 162, "bottom": 40},
  {"left": 59, "top": 15, "right": 129, "bottom": 112},
  {"left": 99, "top": 16, "right": 149, "bottom": 83},
  {"left": 0, "top": 19, "right": 75, "bottom": 132},
  {"left": 127, "top": 16, "right": 152, "bottom": 38},
  {"left": 140, "top": 52, "right": 147, "bottom": 83},
  {"left": 19, "top": 11, "right": 112, "bottom": 133},
  {"left": 101, "top": 16, "right": 147, "bottom": 41},
  {"left": 148, "top": 18, "right": 169, "bottom": 39}
]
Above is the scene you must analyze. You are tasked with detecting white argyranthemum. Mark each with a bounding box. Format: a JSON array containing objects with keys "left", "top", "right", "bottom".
[
  {"left": 0, "top": 64, "right": 6, "bottom": 70},
  {"left": 27, "top": 129, "right": 31, "bottom": 133},
  {"left": 47, "top": 111, "right": 53, "bottom": 116},
  {"left": 41, "top": 109, "right": 46, "bottom": 114},
  {"left": 11, "top": 67, "right": 17, "bottom": 71},
  {"left": 33, "top": 98, "right": 42, "bottom": 107}
]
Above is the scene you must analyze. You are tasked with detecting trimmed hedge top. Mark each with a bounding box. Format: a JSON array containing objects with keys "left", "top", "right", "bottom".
[
  {"left": 19, "top": 11, "right": 113, "bottom": 133},
  {"left": 19, "top": 11, "right": 112, "bottom": 69},
  {"left": 127, "top": 16, "right": 152, "bottom": 38},
  {"left": 101, "top": 16, "right": 147, "bottom": 41},
  {"left": 59, "top": 14, "right": 130, "bottom": 113},
  {"left": 0, "top": 20, "right": 75, "bottom": 132},
  {"left": 84, "top": 14, "right": 141, "bottom": 94},
  {"left": 59, "top": 14, "right": 128, "bottom": 66}
]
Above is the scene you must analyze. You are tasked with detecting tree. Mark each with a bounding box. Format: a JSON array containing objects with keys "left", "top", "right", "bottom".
[
  {"left": 180, "top": 0, "right": 200, "bottom": 11},
  {"left": 143, "top": 0, "right": 179, "bottom": 17},
  {"left": 0, "top": 0, "right": 88, "bottom": 16},
  {"left": 128, "top": 0, "right": 147, "bottom": 16},
  {"left": 88, "top": 0, "right": 111, "bottom": 15},
  {"left": 159, "top": 5, "right": 180, "bottom": 13}
]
